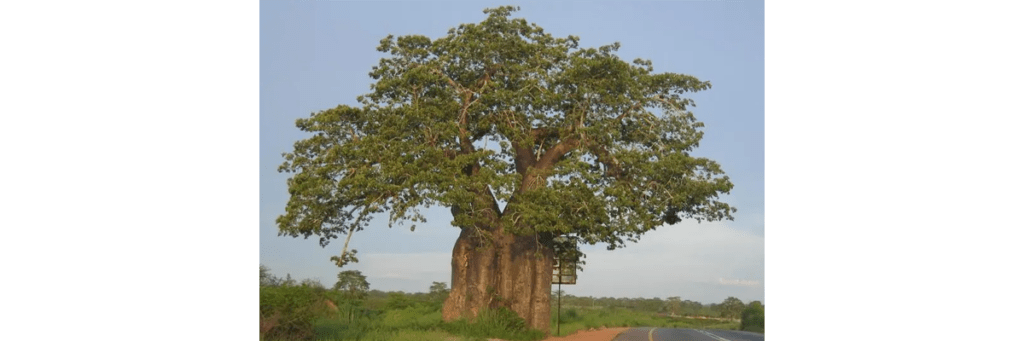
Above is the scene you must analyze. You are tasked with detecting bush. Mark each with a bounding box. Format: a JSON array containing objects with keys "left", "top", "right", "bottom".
[
  {"left": 385, "top": 292, "right": 416, "bottom": 310},
  {"left": 478, "top": 307, "right": 527, "bottom": 333},
  {"left": 380, "top": 305, "right": 442, "bottom": 330},
  {"left": 441, "top": 307, "right": 545, "bottom": 341},
  {"left": 740, "top": 302, "right": 765, "bottom": 333},
  {"left": 564, "top": 308, "right": 579, "bottom": 321},
  {"left": 260, "top": 285, "right": 327, "bottom": 341}
]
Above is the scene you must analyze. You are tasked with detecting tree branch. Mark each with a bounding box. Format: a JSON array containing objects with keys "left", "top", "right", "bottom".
[
  {"left": 337, "top": 223, "right": 357, "bottom": 266},
  {"left": 511, "top": 140, "right": 536, "bottom": 175},
  {"left": 530, "top": 127, "right": 558, "bottom": 141},
  {"left": 350, "top": 126, "right": 361, "bottom": 143},
  {"left": 588, "top": 144, "right": 625, "bottom": 179},
  {"left": 457, "top": 92, "right": 475, "bottom": 154},
  {"left": 536, "top": 138, "right": 578, "bottom": 170},
  {"left": 417, "top": 64, "right": 467, "bottom": 94},
  {"left": 614, "top": 101, "right": 646, "bottom": 121}
]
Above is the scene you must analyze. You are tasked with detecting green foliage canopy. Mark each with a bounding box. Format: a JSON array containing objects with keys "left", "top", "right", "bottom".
[
  {"left": 277, "top": 6, "right": 736, "bottom": 259},
  {"left": 429, "top": 282, "right": 449, "bottom": 301},
  {"left": 259, "top": 285, "right": 324, "bottom": 340},
  {"left": 719, "top": 296, "right": 746, "bottom": 319},
  {"left": 334, "top": 270, "right": 370, "bottom": 301},
  {"left": 740, "top": 300, "right": 765, "bottom": 333},
  {"left": 260, "top": 264, "right": 280, "bottom": 287}
]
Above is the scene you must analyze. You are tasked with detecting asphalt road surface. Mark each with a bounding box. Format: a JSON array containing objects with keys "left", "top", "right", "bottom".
[{"left": 611, "top": 327, "right": 764, "bottom": 341}]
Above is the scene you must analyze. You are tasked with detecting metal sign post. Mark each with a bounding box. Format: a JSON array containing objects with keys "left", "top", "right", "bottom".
[{"left": 552, "top": 258, "right": 577, "bottom": 336}]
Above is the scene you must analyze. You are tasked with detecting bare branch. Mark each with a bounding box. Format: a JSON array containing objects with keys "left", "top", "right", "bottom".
[
  {"left": 614, "top": 101, "right": 646, "bottom": 121},
  {"left": 536, "top": 137, "right": 579, "bottom": 170},
  {"left": 350, "top": 126, "right": 361, "bottom": 143},
  {"left": 588, "top": 143, "right": 625, "bottom": 179}
]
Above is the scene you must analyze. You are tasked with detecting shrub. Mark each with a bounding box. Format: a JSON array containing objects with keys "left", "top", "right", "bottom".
[
  {"left": 564, "top": 308, "right": 579, "bottom": 321},
  {"left": 385, "top": 292, "right": 415, "bottom": 310},
  {"left": 479, "top": 306, "right": 527, "bottom": 332},
  {"left": 260, "top": 285, "right": 325, "bottom": 340},
  {"left": 740, "top": 302, "right": 765, "bottom": 333},
  {"left": 441, "top": 307, "right": 545, "bottom": 341},
  {"left": 260, "top": 311, "right": 281, "bottom": 338},
  {"left": 379, "top": 305, "right": 442, "bottom": 330}
]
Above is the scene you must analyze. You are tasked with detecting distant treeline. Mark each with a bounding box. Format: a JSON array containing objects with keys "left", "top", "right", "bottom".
[
  {"left": 260, "top": 265, "right": 765, "bottom": 339},
  {"left": 260, "top": 264, "right": 761, "bottom": 320},
  {"left": 551, "top": 291, "right": 761, "bottom": 320}
]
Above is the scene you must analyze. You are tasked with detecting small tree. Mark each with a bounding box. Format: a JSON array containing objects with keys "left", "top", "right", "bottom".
[
  {"left": 680, "top": 300, "right": 701, "bottom": 316},
  {"left": 333, "top": 270, "right": 370, "bottom": 321},
  {"left": 429, "top": 282, "right": 450, "bottom": 308},
  {"left": 259, "top": 273, "right": 325, "bottom": 341},
  {"left": 259, "top": 264, "right": 281, "bottom": 287},
  {"left": 666, "top": 296, "right": 681, "bottom": 316},
  {"left": 386, "top": 292, "right": 416, "bottom": 310},
  {"left": 719, "top": 296, "right": 745, "bottom": 320},
  {"left": 740, "top": 301, "right": 764, "bottom": 333},
  {"left": 300, "top": 278, "right": 326, "bottom": 291},
  {"left": 333, "top": 270, "right": 370, "bottom": 299}
]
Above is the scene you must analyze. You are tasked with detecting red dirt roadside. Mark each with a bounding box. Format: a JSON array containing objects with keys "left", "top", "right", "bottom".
[
  {"left": 539, "top": 327, "right": 630, "bottom": 341},
  {"left": 483, "top": 327, "right": 629, "bottom": 341}
]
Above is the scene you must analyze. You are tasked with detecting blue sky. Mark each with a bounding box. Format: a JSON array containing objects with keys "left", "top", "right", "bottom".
[{"left": 260, "top": 0, "right": 764, "bottom": 304}]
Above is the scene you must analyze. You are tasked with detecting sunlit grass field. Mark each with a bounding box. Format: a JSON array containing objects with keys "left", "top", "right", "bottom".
[
  {"left": 548, "top": 306, "right": 740, "bottom": 337},
  {"left": 267, "top": 304, "right": 742, "bottom": 341}
]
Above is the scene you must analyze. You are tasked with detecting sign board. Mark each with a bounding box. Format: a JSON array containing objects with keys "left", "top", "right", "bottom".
[{"left": 552, "top": 258, "right": 577, "bottom": 285}]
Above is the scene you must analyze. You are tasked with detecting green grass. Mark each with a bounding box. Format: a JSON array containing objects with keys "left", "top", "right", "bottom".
[
  {"left": 309, "top": 305, "right": 468, "bottom": 341},
  {"left": 313, "top": 320, "right": 481, "bottom": 341},
  {"left": 440, "top": 307, "right": 546, "bottom": 341},
  {"left": 548, "top": 306, "right": 741, "bottom": 337},
  {"left": 293, "top": 305, "right": 545, "bottom": 341},
  {"left": 264, "top": 301, "right": 743, "bottom": 340}
]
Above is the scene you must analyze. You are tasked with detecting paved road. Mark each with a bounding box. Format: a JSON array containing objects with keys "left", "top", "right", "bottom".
[{"left": 611, "top": 327, "right": 764, "bottom": 341}]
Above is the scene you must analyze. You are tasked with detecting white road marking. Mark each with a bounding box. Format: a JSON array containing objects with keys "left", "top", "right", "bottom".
[{"left": 698, "top": 329, "right": 732, "bottom": 341}]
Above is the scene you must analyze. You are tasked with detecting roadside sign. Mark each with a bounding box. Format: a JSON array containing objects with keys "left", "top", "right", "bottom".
[{"left": 552, "top": 258, "right": 577, "bottom": 285}]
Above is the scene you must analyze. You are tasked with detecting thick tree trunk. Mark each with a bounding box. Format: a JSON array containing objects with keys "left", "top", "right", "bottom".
[{"left": 442, "top": 225, "right": 554, "bottom": 333}]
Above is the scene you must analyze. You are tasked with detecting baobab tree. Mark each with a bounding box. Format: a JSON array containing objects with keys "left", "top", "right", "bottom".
[{"left": 276, "top": 6, "right": 736, "bottom": 332}]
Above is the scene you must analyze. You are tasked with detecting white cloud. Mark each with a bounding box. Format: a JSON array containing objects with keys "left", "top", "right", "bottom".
[{"left": 719, "top": 278, "right": 761, "bottom": 287}]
